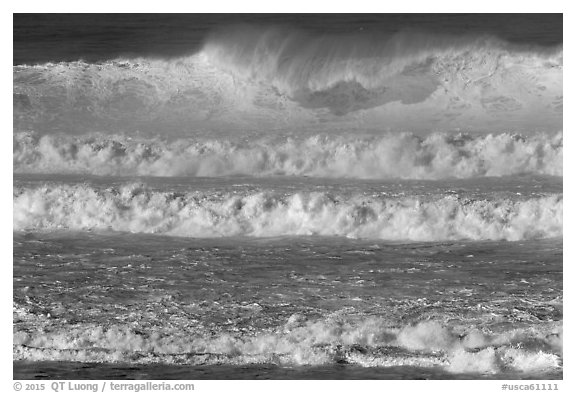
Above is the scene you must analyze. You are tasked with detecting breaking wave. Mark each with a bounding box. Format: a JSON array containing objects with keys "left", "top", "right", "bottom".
[
  {"left": 13, "top": 312, "right": 562, "bottom": 374},
  {"left": 13, "top": 183, "right": 562, "bottom": 241},
  {"left": 13, "top": 131, "right": 563, "bottom": 179},
  {"left": 204, "top": 27, "right": 562, "bottom": 103},
  {"left": 13, "top": 29, "right": 563, "bottom": 135}
]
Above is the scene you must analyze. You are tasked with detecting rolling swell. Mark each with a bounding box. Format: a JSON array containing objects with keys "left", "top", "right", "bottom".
[
  {"left": 14, "top": 131, "right": 563, "bottom": 179},
  {"left": 13, "top": 29, "right": 563, "bottom": 134},
  {"left": 13, "top": 183, "right": 562, "bottom": 241}
]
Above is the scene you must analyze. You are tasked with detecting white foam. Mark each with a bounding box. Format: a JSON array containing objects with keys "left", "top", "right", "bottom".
[
  {"left": 13, "top": 183, "right": 562, "bottom": 241},
  {"left": 447, "top": 347, "right": 501, "bottom": 374},
  {"left": 13, "top": 317, "right": 562, "bottom": 374},
  {"left": 13, "top": 131, "right": 563, "bottom": 179},
  {"left": 397, "top": 321, "right": 457, "bottom": 351},
  {"left": 13, "top": 30, "right": 563, "bottom": 134}
]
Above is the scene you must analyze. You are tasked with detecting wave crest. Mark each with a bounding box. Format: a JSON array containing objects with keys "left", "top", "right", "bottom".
[
  {"left": 13, "top": 183, "right": 563, "bottom": 241},
  {"left": 13, "top": 315, "right": 562, "bottom": 373},
  {"left": 202, "top": 27, "right": 563, "bottom": 115},
  {"left": 13, "top": 131, "right": 563, "bottom": 179},
  {"left": 13, "top": 28, "right": 563, "bottom": 134}
]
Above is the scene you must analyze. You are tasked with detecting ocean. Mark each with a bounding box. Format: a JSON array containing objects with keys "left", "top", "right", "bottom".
[{"left": 13, "top": 14, "right": 562, "bottom": 380}]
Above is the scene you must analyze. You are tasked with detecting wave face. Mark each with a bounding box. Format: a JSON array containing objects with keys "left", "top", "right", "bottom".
[
  {"left": 203, "top": 27, "right": 562, "bottom": 107},
  {"left": 13, "top": 131, "right": 563, "bottom": 179},
  {"left": 13, "top": 183, "right": 562, "bottom": 241},
  {"left": 13, "top": 29, "right": 563, "bottom": 136}
]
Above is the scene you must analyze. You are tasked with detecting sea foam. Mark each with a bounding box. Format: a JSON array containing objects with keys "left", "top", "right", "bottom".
[
  {"left": 13, "top": 131, "right": 563, "bottom": 179},
  {"left": 13, "top": 312, "right": 562, "bottom": 374},
  {"left": 13, "top": 183, "right": 562, "bottom": 241},
  {"left": 13, "top": 29, "right": 563, "bottom": 134}
]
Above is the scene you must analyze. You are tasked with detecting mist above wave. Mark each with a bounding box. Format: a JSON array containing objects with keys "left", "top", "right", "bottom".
[
  {"left": 204, "top": 26, "right": 562, "bottom": 105},
  {"left": 13, "top": 29, "right": 562, "bottom": 135}
]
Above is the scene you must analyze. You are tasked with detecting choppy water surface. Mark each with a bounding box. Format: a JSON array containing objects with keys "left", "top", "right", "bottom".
[
  {"left": 13, "top": 14, "right": 562, "bottom": 379},
  {"left": 14, "top": 175, "right": 562, "bottom": 379},
  {"left": 13, "top": 230, "right": 562, "bottom": 379}
]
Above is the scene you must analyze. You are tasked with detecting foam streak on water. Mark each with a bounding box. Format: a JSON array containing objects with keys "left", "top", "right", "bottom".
[{"left": 13, "top": 233, "right": 562, "bottom": 378}]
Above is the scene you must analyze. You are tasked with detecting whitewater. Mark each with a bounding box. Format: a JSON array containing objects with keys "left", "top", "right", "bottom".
[
  {"left": 13, "top": 131, "right": 563, "bottom": 178},
  {"left": 13, "top": 180, "right": 562, "bottom": 241},
  {"left": 14, "top": 30, "right": 562, "bottom": 135},
  {"left": 13, "top": 20, "right": 562, "bottom": 380}
]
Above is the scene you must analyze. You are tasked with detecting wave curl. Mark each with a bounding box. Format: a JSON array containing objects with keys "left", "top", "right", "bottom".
[{"left": 13, "top": 29, "right": 563, "bottom": 134}]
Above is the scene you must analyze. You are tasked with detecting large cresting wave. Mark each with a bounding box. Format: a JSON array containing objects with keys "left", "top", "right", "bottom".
[
  {"left": 13, "top": 28, "right": 563, "bottom": 135},
  {"left": 14, "top": 183, "right": 562, "bottom": 241},
  {"left": 13, "top": 131, "right": 563, "bottom": 179}
]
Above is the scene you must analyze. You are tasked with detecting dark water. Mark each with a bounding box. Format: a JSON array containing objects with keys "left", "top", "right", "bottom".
[
  {"left": 14, "top": 14, "right": 562, "bottom": 65},
  {"left": 14, "top": 362, "right": 561, "bottom": 380}
]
